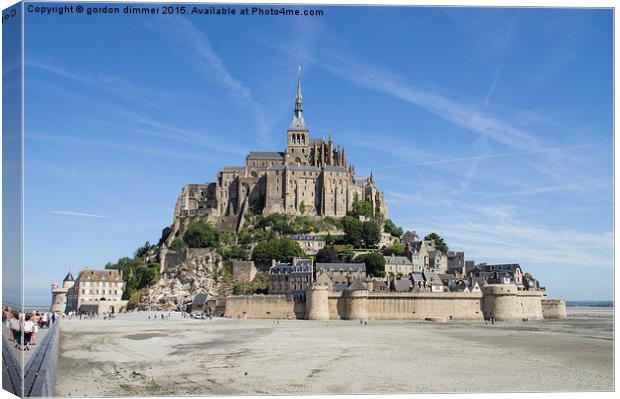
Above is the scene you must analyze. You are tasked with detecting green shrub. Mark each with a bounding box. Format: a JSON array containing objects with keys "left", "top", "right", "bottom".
[
  {"left": 355, "top": 252, "right": 386, "bottom": 277},
  {"left": 384, "top": 219, "right": 404, "bottom": 238},
  {"left": 252, "top": 238, "right": 305, "bottom": 263},
  {"left": 183, "top": 220, "right": 220, "bottom": 248},
  {"left": 169, "top": 238, "right": 187, "bottom": 251}
]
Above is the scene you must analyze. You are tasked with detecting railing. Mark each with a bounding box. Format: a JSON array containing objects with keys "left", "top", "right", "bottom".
[
  {"left": 23, "top": 320, "right": 60, "bottom": 397},
  {"left": 2, "top": 333, "right": 23, "bottom": 396}
]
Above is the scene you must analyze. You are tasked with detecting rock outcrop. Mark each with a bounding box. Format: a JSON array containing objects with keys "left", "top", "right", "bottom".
[{"left": 136, "top": 250, "right": 232, "bottom": 310}]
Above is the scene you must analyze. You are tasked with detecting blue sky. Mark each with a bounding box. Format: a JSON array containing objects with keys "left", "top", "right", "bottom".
[{"left": 19, "top": 4, "right": 612, "bottom": 304}]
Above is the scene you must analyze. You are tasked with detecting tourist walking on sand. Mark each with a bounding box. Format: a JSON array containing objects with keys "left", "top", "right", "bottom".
[
  {"left": 22, "top": 315, "right": 36, "bottom": 351},
  {"left": 30, "top": 315, "right": 38, "bottom": 345},
  {"left": 5, "top": 312, "right": 14, "bottom": 342},
  {"left": 9, "top": 312, "right": 22, "bottom": 349}
]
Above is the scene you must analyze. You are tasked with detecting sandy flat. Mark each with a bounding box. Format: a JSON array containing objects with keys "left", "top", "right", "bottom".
[{"left": 55, "top": 309, "right": 614, "bottom": 396}]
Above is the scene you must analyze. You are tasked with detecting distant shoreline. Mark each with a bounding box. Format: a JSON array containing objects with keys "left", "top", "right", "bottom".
[{"left": 566, "top": 301, "right": 614, "bottom": 308}]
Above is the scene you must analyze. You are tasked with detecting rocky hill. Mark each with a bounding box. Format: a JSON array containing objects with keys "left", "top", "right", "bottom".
[{"left": 135, "top": 250, "right": 232, "bottom": 311}]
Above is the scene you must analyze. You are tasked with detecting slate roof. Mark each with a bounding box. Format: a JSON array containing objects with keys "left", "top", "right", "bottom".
[
  {"left": 288, "top": 165, "right": 321, "bottom": 172},
  {"left": 423, "top": 271, "right": 444, "bottom": 286},
  {"left": 294, "top": 258, "right": 313, "bottom": 269},
  {"left": 316, "top": 263, "right": 366, "bottom": 273},
  {"left": 372, "top": 280, "right": 389, "bottom": 290},
  {"left": 323, "top": 165, "right": 348, "bottom": 173},
  {"left": 290, "top": 234, "right": 326, "bottom": 241},
  {"left": 247, "top": 151, "right": 285, "bottom": 160},
  {"left": 407, "top": 241, "right": 423, "bottom": 253},
  {"left": 289, "top": 114, "right": 308, "bottom": 131},
  {"left": 469, "top": 277, "right": 486, "bottom": 289},
  {"left": 192, "top": 293, "right": 208, "bottom": 306},
  {"left": 270, "top": 261, "right": 313, "bottom": 274},
  {"left": 393, "top": 279, "right": 412, "bottom": 292},
  {"left": 346, "top": 279, "right": 368, "bottom": 291},
  {"left": 77, "top": 269, "right": 122, "bottom": 282},
  {"left": 222, "top": 166, "right": 245, "bottom": 172},
  {"left": 384, "top": 255, "right": 412, "bottom": 265},
  {"left": 479, "top": 264, "right": 522, "bottom": 274},
  {"left": 63, "top": 272, "right": 75, "bottom": 282},
  {"left": 411, "top": 272, "right": 425, "bottom": 283},
  {"left": 438, "top": 273, "right": 457, "bottom": 282}
]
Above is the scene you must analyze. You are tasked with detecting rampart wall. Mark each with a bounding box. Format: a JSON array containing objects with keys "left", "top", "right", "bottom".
[
  {"left": 541, "top": 299, "right": 567, "bottom": 319},
  {"left": 366, "top": 292, "right": 484, "bottom": 320},
  {"left": 225, "top": 284, "right": 557, "bottom": 322},
  {"left": 224, "top": 295, "right": 305, "bottom": 319}
]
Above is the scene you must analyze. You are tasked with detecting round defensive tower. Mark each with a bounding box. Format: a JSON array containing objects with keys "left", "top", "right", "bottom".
[
  {"left": 541, "top": 299, "right": 567, "bottom": 319},
  {"left": 482, "top": 284, "right": 520, "bottom": 321},
  {"left": 306, "top": 285, "right": 329, "bottom": 320},
  {"left": 344, "top": 281, "right": 369, "bottom": 321}
]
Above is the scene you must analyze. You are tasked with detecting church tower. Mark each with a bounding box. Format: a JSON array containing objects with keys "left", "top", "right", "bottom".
[{"left": 287, "top": 67, "right": 310, "bottom": 165}]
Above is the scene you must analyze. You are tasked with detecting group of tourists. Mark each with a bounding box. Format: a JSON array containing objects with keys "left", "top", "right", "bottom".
[
  {"left": 64, "top": 311, "right": 99, "bottom": 320},
  {"left": 2, "top": 307, "right": 56, "bottom": 351}
]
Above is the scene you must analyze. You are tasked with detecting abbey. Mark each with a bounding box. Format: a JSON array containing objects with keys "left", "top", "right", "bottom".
[{"left": 167, "top": 73, "right": 387, "bottom": 238}]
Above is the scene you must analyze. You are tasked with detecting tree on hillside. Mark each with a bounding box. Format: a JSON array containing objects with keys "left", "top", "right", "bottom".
[
  {"left": 251, "top": 238, "right": 305, "bottom": 263},
  {"left": 384, "top": 219, "right": 404, "bottom": 238},
  {"left": 169, "top": 238, "right": 187, "bottom": 251},
  {"left": 315, "top": 247, "right": 340, "bottom": 263},
  {"left": 342, "top": 217, "right": 381, "bottom": 248},
  {"left": 219, "top": 246, "right": 250, "bottom": 261},
  {"left": 424, "top": 232, "right": 448, "bottom": 254},
  {"left": 382, "top": 242, "right": 406, "bottom": 256},
  {"left": 354, "top": 252, "right": 386, "bottom": 277},
  {"left": 350, "top": 199, "right": 374, "bottom": 218},
  {"left": 342, "top": 217, "right": 364, "bottom": 247},
  {"left": 134, "top": 241, "right": 155, "bottom": 259},
  {"left": 256, "top": 213, "right": 294, "bottom": 234},
  {"left": 183, "top": 220, "right": 220, "bottom": 248},
  {"left": 362, "top": 221, "right": 381, "bottom": 248},
  {"left": 336, "top": 244, "right": 355, "bottom": 262}
]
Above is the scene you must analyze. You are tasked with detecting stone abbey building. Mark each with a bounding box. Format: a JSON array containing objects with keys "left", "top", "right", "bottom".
[{"left": 167, "top": 74, "right": 387, "bottom": 238}]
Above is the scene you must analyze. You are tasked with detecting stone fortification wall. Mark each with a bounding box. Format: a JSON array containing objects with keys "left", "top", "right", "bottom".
[
  {"left": 224, "top": 295, "right": 305, "bottom": 319},
  {"left": 327, "top": 293, "right": 345, "bottom": 319},
  {"left": 162, "top": 249, "right": 186, "bottom": 270},
  {"left": 311, "top": 291, "right": 483, "bottom": 320},
  {"left": 366, "top": 292, "right": 484, "bottom": 320},
  {"left": 306, "top": 286, "right": 329, "bottom": 320},
  {"left": 482, "top": 284, "right": 544, "bottom": 321},
  {"left": 541, "top": 299, "right": 567, "bottom": 319},
  {"left": 161, "top": 247, "right": 220, "bottom": 272},
  {"left": 226, "top": 284, "right": 548, "bottom": 321}
]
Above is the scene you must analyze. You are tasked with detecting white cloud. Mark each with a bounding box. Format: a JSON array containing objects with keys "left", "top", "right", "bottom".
[
  {"left": 145, "top": 16, "right": 271, "bottom": 145},
  {"left": 27, "top": 59, "right": 180, "bottom": 108},
  {"left": 50, "top": 210, "right": 110, "bottom": 219}
]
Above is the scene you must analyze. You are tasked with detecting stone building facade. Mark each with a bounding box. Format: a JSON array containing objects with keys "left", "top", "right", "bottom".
[
  {"left": 384, "top": 255, "right": 415, "bottom": 275},
  {"left": 166, "top": 73, "right": 387, "bottom": 241},
  {"left": 50, "top": 272, "right": 76, "bottom": 313},
  {"left": 74, "top": 269, "right": 127, "bottom": 314},
  {"left": 315, "top": 262, "right": 366, "bottom": 292},
  {"left": 50, "top": 269, "right": 128, "bottom": 314},
  {"left": 268, "top": 258, "right": 314, "bottom": 302},
  {"left": 289, "top": 234, "right": 326, "bottom": 255}
]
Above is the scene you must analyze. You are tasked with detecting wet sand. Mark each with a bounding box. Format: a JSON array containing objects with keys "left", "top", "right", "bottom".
[{"left": 55, "top": 308, "right": 613, "bottom": 396}]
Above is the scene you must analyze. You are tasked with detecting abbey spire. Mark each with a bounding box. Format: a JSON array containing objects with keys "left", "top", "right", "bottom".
[
  {"left": 288, "top": 66, "right": 308, "bottom": 131},
  {"left": 295, "top": 65, "right": 303, "bottom": 117}
]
